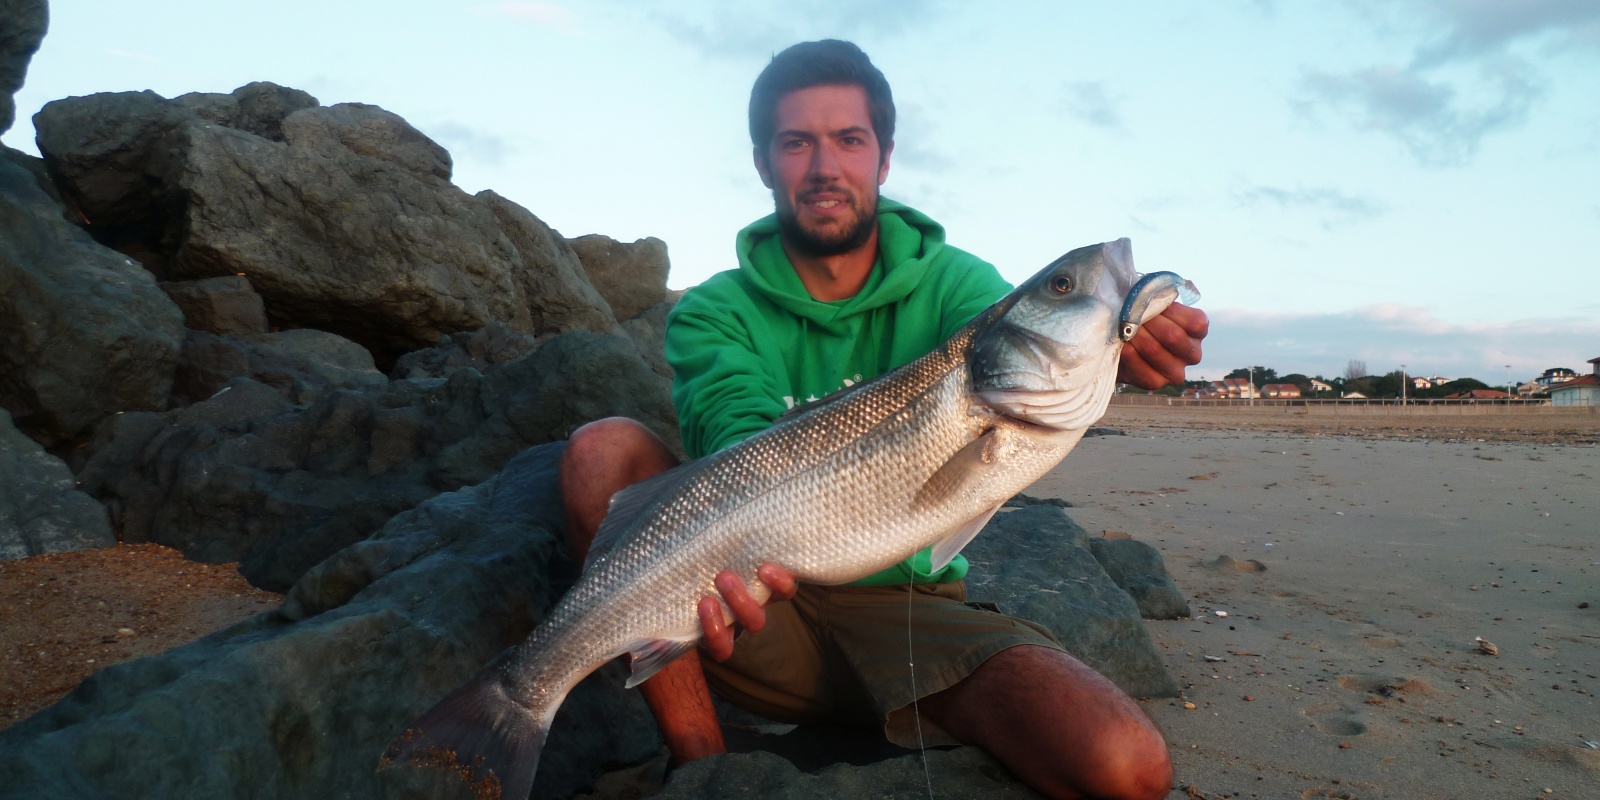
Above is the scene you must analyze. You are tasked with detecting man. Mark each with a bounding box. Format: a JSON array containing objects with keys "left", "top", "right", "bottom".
[{"left": 560, "top": 40, "right": 1207, "bottom": 800}]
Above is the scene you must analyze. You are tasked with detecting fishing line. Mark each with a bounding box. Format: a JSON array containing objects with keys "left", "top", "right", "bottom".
[{"left": 907, "top": 581, "right": 934, "bottom": 800}]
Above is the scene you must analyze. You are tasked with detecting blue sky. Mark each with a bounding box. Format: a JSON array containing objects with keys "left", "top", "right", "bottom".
[{"left": 6, "top": 1, "right": 1598, "bottom": 383}]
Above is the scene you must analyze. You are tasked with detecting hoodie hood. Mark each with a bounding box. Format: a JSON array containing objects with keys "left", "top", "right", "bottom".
[{"left": 735, "top": 197, "right": 947, "bottom": 334}]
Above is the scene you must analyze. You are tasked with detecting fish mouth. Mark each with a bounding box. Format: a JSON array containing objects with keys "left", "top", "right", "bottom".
[{"left": 975, "top": 344, "right": 1122, "bottom": 431}]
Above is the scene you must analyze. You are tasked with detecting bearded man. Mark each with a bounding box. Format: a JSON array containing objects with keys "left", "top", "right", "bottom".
[{"left": 560, "top": 40, "right": 1208, "bottom": 800}]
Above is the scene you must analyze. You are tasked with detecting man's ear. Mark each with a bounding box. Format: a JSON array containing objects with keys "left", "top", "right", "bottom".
[
  {"left": 877, "top": 140, "right": 893, "bottom": 186},
  {"left": 753, "top": 146, "right": 774, "bottom": 189}
]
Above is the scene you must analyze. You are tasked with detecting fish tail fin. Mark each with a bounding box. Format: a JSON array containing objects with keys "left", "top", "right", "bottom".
[{"left": 380, "top": 676, "right": 553, "bottom": 800}]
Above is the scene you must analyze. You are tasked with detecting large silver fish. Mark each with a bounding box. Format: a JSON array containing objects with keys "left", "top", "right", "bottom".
[{"left": 382, "top": 238, "right": 1199, "bottom": 798}]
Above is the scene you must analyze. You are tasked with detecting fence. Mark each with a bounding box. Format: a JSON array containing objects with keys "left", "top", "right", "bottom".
[{"left": 1107, "top": 395, "right": 1594, "bottom": 416}]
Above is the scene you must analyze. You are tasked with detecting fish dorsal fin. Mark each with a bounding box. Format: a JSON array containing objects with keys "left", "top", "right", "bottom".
[
  {"left": 913, "top": 428, "right": 999, "bottom": 509},
  {"left": 773, "top": 378, "right": 871, "bottom": 423},
  {"left": 584, "top": 459, "right": 709, "bottom": 572},
  {"left": 929, "top": 503, "right": 1004, "bottom": 572},
  {"left": 623, "top": 636, "right": 701, "bottom": 688}
]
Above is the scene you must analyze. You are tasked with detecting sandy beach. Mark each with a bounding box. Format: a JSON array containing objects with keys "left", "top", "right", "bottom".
[{"left": 3, "top": 405, "right": 1596, "bottom": 799}]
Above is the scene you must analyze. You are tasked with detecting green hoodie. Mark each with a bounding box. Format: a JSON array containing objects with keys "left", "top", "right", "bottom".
[{"left": 665, "top": 198, "right": 1011, "bottom": 585}]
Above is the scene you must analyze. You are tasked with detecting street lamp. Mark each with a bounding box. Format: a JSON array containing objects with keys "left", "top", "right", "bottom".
[
  {"left": 1401, "top": 364, "right": 1407, "bottom": 408},
  {"left": 1506, "top": 364, "right": 1513, "bottom": 403},
  {"left": 1249, "top": 365, "right": 1255, "bottom": 408}
]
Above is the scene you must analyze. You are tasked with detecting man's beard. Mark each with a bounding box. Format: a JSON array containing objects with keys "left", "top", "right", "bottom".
[{"left": 775, "top": 189, "right": 879, "bottom": 258}]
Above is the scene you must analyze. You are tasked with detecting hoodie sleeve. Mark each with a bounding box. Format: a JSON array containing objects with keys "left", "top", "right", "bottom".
[{"left": 666, "top": 286, "right": 789, "bottom": 460}]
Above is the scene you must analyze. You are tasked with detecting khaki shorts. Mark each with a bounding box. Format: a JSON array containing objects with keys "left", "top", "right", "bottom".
[{"left": 699, "top": 581, "right": 1062, "bottom": 747}]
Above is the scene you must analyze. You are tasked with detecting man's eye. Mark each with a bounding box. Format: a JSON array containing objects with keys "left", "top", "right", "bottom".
[{"left": 780, "top": 139, "right": 807, "bottom": 151}]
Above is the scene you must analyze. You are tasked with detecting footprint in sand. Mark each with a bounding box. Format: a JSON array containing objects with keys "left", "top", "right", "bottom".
[
  {"left": 1299, "top": 702, "right": 1368, "bottom": 737},
  {"left": 1204, "top": 555, "right": 1267, "bottom": 572}
]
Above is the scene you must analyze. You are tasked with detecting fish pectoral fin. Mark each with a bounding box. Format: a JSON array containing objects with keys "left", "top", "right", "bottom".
[
  {"left": 624, "top": 635, "right": 700, "bottom": 689},
  {"left": 914, "top": 428, "right": 999, "bottom": 509},
  {"left": 929, "top": 503, "right": 1004, "bottom": 573}
]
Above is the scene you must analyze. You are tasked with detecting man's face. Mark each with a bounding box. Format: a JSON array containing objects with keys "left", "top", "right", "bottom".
[{"left": 755, "top": 84, "right": 893, "bottom": 258}]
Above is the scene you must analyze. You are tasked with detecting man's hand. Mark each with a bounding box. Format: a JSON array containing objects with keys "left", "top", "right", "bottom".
[
  {"left": 1117, "top": 303, "right": 1208, "bottom": 390},
  {"left": 696, "top": 563, "right": 797, "bottom": 662}
]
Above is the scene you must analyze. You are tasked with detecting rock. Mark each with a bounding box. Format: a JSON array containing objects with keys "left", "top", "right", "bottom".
[
  {"left": 620, "top": 298, "right": 675, "bottom": 378},
  {"left": 962, "top": 506, "right": 1180, "bottom": 698},
  {"left": 0, "top": 0, "right": 47, "bottom": 135},
  {"left": 173, "top": 81, "right": 318, "bottom": 142},
  {"left": 389, "top": 321, "right": 541, "bottom": 381},
  {"left": 649, "top": 745, "right": 1043, "bottom": 800},
  {"left": 0, "top": 147, "right": 186, "bottom": 448},
  {"left": 568, "top": 234, "right": 670, "bottom": 321},
  {"left": 158, "top": 275, "right": 270, "bottom": 335},
  {"left": 0, "top": 443, "right": 660, "bottom": 799},
  {"left": 281, "top": 102, "right": 451, "bottom": 180},
  {"left": 1088, "top": 537, "right": 1191, "bottom": 620},
  {"left": 33, "top": 88, "right": 622, "bottom": 363},
  {"left": 78, "top": 331, "right": 677, "bottom": 591},
  {"left": 0, "top": 408, "right": 115, "bottom": 560},
  {"left": 170, "top": 328, "right": 386, "bottom": 407}
]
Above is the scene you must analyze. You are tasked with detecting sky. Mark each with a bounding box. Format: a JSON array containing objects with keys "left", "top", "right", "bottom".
[{"left": 6, "top": 0, "right": 1598, "bottom": 384}]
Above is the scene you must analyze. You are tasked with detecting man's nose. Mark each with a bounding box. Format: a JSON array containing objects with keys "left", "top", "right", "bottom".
[{"left": 807, "top": 141, "right": 842, "bottom": 180}]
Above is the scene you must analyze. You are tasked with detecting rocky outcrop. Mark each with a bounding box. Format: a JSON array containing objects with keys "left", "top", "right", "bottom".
[
  {"left": 0, "top": 408, "right": 114, "bottom": 560},
  {"left": 389, "top": 320, "right": 540, "bottom": 381},
  {"left": 0, "top": 0, "right": 47, "bottom": 135},
  {"left": 963, "top": 506, "right": 1180, "bottom": 698},
  {"left": 0, "top": 443, "right": 661, "bottom": 800},
  {"left": 0, "top": 445, "right": 1184, "bottom": 798},
  {"left": 0, "top": 145, "right": 186, "bottom": 448},
  {"left": 78, "top": 330, "right": 678, "bottom": 591},
  {"left": 32, "top": 86, "right": 620, "bottom": 364}
]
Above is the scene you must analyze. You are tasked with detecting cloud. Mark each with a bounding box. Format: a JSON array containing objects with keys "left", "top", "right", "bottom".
[
  {"left": 1199, "top": 305, "right": 1600, "bottom": 383},
  {"left": 477, "top": 2, "right": 580, "bottom": 35},
  {"left": 1290, "top": 0, "right": 1597, "bottom": 166},
  {"left": 1297, "top": 58, "right": 1543, "bottom": 166},
  {"left": 1235, "top": 183, "right": 1388, "bottom": 229},
  {"left": 1407, "top": 0, "right": 1600, "bottom": 66},
  {"left": 644, "top": 0, "right": 944, "bottom": 59},
  {"left": 1062, "top": 81, "right": 1127, "bottom": 135},
  {"left": 422, "top": 122, "right": 512, "bottom": 165}
]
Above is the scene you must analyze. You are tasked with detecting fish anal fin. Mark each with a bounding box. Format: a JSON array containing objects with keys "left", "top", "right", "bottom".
[
  {"left": 914, "top": 429, "right": 999, "bottom": 509},
  {"left": 929, "top": 504, "right": 1004, "bottom": 572},
  {"left": 381, "top": 671, "right": 552, "bottom": 800},
  {"left": 624, "top": 636, "right": 700, "bottom": 688}
]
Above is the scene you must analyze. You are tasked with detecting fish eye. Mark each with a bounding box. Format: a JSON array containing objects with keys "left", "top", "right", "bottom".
[{"left": 1049, "top": 274, "right": 1074, "bottom": 295}]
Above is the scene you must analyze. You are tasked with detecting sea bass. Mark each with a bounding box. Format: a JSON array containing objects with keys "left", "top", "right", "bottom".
[{"left": 382, "top": 238, "right": 1199, "bottom": 798}]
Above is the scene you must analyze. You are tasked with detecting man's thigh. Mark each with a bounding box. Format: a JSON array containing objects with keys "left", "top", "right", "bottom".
[{"left": 701, "top": 582, "right": 1063, "bottom": 746}]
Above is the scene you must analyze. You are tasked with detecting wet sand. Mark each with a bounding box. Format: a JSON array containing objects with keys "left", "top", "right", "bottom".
[
  {"left": 3, "top": 405, "right": 1596, "bottom": 798},
  {"left": 1051, "top": 405, "right": 1600, "bottom": 800}
]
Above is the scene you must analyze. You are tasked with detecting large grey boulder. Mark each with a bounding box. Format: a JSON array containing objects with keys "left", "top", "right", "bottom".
[
  {"left": 0, "top": 146, "right": 186, "bottom": 448},
  {"left": 568, "top": 234, "right": 670, "bottom": 322},
  {"left": 78, "top": 330, "right": 677, "bottom": 591},
  {"left": 1089, "top": 537, "right": 1191, "bottom": 620},
  {"left": 174, "top": 81, "right": 318, "bottom": 143},
  {"left": 0, "top": 408, "right": 114, "bottom": 560},
  {"left": 33, "top": 87, "right": 620, "bottom": 363},
  {"left": 0, "top": 0, "right": 47, "bottom": 135},
  {"left": 0, "top": 443, "right": 661, "bottom": 800},
  {"left": 170, "top": 328, "right": 387, "bottom": 406},
  {"left": 158, "top": 275, "right": 270, "bottom": 335},
  {"left": 962, "top": 506, "right": 1180, "bottom": 698},
  {"left": 389, "top": 320, "right": 540, "bottom": 381}
]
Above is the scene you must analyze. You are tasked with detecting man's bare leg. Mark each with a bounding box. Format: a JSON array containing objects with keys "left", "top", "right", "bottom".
[
  {"left": 920, "top": 644, "right": 1172, "bottom": 800},
  {"left": 558, "top": 417, "right": 727, "bottom": 765}
]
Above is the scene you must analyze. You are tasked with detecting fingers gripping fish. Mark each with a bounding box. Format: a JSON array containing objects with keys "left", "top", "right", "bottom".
[{"left": 380, "top": 238, "right": 1200, "bottom": 798}]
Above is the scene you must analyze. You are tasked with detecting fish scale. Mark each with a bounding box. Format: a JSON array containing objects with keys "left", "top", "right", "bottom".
[{"left": 382, "top": 238, "right": 1199, "bottom": 800}]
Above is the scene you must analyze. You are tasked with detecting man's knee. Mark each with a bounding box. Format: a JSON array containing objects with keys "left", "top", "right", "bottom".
[{"left": 1072, "top": 713, "right": 1171, "bottom": 800}]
